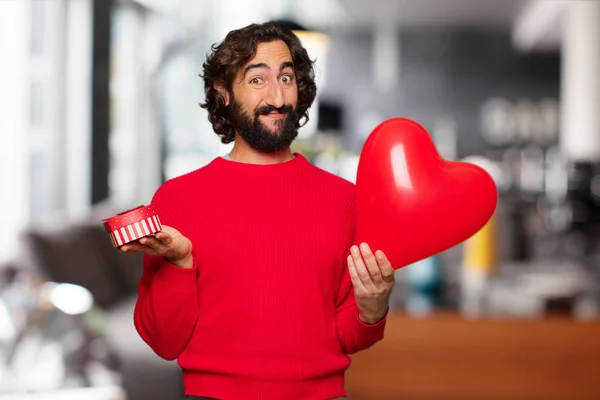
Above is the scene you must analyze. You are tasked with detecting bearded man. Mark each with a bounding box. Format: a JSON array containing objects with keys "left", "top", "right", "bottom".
[{"left": 121, "top": 21, "right": 395, "bottom": 400}]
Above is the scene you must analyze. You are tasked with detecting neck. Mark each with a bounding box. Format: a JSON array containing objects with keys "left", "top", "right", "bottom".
[{"left": 228, "top": 136, "right": 295, "bottom": 165}]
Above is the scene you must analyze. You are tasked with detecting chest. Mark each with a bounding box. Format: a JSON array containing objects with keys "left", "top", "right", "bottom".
[{"left": 184, "top": 188, "right": 351, "bottom": 290}]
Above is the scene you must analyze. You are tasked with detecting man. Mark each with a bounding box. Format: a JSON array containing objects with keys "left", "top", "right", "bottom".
[{"left": 120, "top": 22, "right": 395, "bottom": 400}]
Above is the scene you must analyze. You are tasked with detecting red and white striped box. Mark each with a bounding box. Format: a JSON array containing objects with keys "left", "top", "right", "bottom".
[{"left": 102, "top": 205, "right": 162, "bottom": 248}]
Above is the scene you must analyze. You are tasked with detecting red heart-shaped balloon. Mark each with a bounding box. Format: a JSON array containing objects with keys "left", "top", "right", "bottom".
[{"left": 356, "top": 118, "right": 498, "bottom": 269}]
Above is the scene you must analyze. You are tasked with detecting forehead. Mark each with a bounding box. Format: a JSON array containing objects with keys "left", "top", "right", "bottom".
[{"left": 245, "top": 40, "right": 293, "bottom": 68}]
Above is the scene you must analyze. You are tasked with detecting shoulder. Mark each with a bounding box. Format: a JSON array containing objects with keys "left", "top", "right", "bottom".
[
  {"left": 148, "top": 159, "right": 222, "bottom": 227},
  {"left": 152, "top": 158, "right": 220, "bottom": 204},
  {"left": 298, "top": 155, "right": 356, "bottom": 210},
  {"left": 301, "top": 156, "right": 356, "bottom": 195},
  {"left": 299, "top": 155, "right": 357, "bottom": 240}
]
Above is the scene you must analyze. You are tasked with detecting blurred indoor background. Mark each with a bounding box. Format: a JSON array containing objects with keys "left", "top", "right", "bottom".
[{"left": 1, "top": 0, "right": 599, "bottom": 399}]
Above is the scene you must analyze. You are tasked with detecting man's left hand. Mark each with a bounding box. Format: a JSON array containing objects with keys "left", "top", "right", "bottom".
[{"left": 347, "top": 243, "right": 395, "bottom": 324}]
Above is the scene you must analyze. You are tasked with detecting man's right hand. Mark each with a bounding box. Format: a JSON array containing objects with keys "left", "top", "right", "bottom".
[{"left": 119, "top": 225, "right": 193, "bottom": 269}]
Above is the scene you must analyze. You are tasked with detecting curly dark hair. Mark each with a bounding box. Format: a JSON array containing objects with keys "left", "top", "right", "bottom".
[{"left": 199, "top": 22, "right": 317, "bottom": 144}]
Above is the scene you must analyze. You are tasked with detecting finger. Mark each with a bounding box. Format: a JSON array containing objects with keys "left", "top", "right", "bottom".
[
  {"left": 375, "top": 250, "right": 395, "bottom": 284},
  {"left": 347, "top": 255, "right": 366, "bottom": 291},
  {"left": 139, "top": 236, "right": 169, "bottom": 254},
  {"left": 359, "top": 243, "right": 383, "bottom": 284},
  {"left": 154, "top": 231, "right": 173, "bottom": 246},
  {"left": 351, "top": 245, "right": 374, "bottom": 288},
  {"left": 119, "top": 242, "right": 145, "bottom": 252},
  {"left": 119, "top": 241, "right": 158, "bottom": 256}
]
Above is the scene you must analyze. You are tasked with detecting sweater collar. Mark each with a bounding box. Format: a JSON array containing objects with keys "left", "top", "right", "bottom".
[{"left": 211, "top": 152, "right": 308, "bottom": 176}]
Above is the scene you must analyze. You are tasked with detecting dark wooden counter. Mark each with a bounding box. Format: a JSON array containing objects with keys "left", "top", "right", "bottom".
[{"left": 345, "top": 312, "right": 600, "bottom": 400}]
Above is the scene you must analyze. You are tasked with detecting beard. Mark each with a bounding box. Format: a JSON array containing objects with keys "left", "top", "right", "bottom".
[{"left": 228, "top": 100, "right": 299, "bottom": 153}]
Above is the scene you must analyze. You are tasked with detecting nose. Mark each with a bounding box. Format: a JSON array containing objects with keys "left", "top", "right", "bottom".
[{"left": 265, "top": 81, "right": 285, "bottom": 109}]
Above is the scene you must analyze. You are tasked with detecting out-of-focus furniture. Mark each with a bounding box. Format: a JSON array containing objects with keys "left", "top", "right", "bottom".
[
  {"left": 346, "top": 312, "right": 600, "bottom": 400},
  {"left": 8, "top": 204, "right": 185, "bottom": 400}
]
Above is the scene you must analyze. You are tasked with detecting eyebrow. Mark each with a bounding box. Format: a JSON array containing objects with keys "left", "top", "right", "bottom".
[{"left": 243, "top": 61, "right": 294, "bottom": 78}]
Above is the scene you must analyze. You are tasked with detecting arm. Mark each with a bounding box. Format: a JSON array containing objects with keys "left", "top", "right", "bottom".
[
  {"left": 122, "top": 187, "right": 199, "bottom": 360},
  {"left": 335, "top": 243, "right": 394, "bottom": 354},
  {"left": 335, "top": 263, "right": 387, "bottom": 354},
  {"left": 133, "top": 253, "right": 199, "bottom": 360}
]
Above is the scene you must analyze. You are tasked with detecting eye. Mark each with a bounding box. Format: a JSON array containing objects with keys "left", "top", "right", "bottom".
[
  {"left": 280, "top": 74, "right": 294, "bottom": 84},
  {"left": 249, "top": 77, "right": 263, "bottom": 85}
]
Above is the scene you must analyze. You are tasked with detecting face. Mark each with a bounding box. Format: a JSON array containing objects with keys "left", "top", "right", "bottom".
[{"left": 226, "top": 40, "right": 300, "bottom": 152}]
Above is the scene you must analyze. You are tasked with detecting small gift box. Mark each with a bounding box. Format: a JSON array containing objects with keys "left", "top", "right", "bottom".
[{"left": 102, "top": 205, "right": 162, "bottom": 248}]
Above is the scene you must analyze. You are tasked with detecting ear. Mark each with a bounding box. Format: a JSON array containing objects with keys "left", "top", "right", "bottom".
[{"left": 213, "top": 84, "right": 230, "bottom": 106}]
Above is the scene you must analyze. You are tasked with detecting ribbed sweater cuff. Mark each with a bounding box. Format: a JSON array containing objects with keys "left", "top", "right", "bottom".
[
  {"left": 357, "top": 307, "right": 388, "bottom": 327},
  {"left": 154, "top": 259, "right": 197, "bottom": 289},
  {"left": 353, "top": 308, "right": 387, "bottom": 343}
]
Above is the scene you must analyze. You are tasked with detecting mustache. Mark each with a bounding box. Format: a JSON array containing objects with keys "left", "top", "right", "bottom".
[{"left": 254, "top": 104, "right": 294, "bottom": 117}]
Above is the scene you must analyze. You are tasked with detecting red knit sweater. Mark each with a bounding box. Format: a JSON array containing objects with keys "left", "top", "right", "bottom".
[{"left": 133, "top": 153, "right": 387, "bottom": 399}]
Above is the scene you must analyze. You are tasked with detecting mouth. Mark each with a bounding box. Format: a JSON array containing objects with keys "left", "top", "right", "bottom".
[{"left": 260, "top": 112, "right": 286, "bottom": 119}]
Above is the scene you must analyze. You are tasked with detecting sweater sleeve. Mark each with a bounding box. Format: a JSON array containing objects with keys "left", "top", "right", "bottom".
[
  {"left": 132, "top": 185, "right": 199, "bottom": 360},
  {"left": 334, "top": 251, "right": 388, "bottom": 354},
  {"left": 335, "top": 188, "right": 387, "bottom": 354}
]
